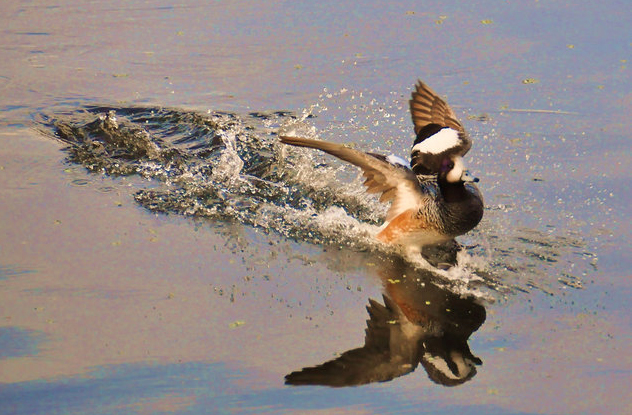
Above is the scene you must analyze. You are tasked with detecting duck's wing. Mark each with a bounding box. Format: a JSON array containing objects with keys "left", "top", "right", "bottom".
[
  {"left": 409, "top": 80, "right": 471, "bottom": 157},
  {"left": 279, "top": 135, "right": 425, "bottom": 222},
  {"left": 285, "top": 296, "right": 419, "bottom": 387}
]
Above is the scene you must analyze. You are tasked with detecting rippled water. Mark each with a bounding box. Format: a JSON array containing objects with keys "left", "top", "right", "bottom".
[
  {"left": 35, "top": 91, "right": 597, "bottom": 299},
  {"left": 3, "top": 0, "right": 630, "bottom": 413}
]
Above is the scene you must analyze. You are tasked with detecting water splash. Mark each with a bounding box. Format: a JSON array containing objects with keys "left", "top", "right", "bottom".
[
  {"left": 34, "top": 93, "right": 596, "bottom": 298},
  {"left": 36, "top": 106, "right": 384, "bottom": 249}
]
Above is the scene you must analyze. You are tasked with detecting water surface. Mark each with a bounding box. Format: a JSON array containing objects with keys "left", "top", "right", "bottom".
[{"left": 1, "top": 1, "right": 630, "bottom": 414}]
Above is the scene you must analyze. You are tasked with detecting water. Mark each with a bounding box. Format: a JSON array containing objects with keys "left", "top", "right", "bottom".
[
  {"left": 1, "top": 1, "right": 630, "bottom": 414},
  {"left": 33, "top": 98, "right": 598, "bottom": 297}
]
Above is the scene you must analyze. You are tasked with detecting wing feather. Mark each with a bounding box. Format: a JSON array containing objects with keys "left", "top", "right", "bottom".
[
  {"left": 279, "top": 135, "right": 424, "bottom": 221},
  {"left": 409, "top": 80, "right": 471, "bottom": 155}
]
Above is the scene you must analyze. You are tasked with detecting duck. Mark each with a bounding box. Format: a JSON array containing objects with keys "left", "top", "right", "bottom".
[{"left": 279, "top": 80, "right": 483, "bottom": 254}]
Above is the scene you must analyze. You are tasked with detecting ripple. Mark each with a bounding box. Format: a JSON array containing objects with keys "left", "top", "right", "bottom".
[{"left": 34, "top": 97, "right": 596, "bottom": 297}]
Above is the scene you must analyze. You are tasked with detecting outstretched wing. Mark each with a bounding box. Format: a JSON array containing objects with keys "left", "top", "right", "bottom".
[
  {"left": 279, "top": 135, "right": 425, "bottom": 222},
  {"left": 409, "top": 80, "right": 471, "bottom": 173}
]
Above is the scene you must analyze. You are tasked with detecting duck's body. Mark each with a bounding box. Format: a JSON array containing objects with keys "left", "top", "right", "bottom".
[
  {"left": 375, "top": 177, "right": 483, "bottom": 249},
  {"left": 280, "top": 80, "right": 483, "bottom": 252}
]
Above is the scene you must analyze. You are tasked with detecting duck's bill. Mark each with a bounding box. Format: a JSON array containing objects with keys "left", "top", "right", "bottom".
[{"left": 461, "top": 170, "right": 479, "bottom": 183}]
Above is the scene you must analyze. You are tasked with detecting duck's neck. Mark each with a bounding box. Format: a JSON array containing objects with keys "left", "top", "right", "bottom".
[{"left": 438, "top": 180, "right": 468, "bottom": 203}]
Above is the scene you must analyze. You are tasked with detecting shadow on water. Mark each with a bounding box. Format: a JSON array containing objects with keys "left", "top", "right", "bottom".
[
  {"left": 34, "top": 102, "right": 594, "bottom": 298},
  {"left": 286, "top": 244, "right": 486, "bottom": 387}
]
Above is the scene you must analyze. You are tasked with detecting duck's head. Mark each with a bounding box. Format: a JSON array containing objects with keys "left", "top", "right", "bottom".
[
  {"left": 439, "top": 156, "right": 479, "bottom": 184},
  {"left": 410, "top": 125, "right": 478, "bottom": 184}
]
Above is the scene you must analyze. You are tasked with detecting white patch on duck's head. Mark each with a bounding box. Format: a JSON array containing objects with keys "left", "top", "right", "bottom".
[
  {"left": 423, "top": 352, "right": 476, "bottom": 379},
  {"left": 446, "top": 157, "right": 464, "bottom": 183},
  {"left": 411, "top": 127, "right": 460, "bottom": 155}
]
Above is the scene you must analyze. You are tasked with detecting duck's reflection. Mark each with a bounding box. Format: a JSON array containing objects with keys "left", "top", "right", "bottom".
[{"left": 285, "top": 243, "right": 486, "bottom": 387}]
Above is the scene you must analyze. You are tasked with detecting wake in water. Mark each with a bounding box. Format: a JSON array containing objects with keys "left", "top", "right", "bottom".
[
  {"left": 35, "top": 106, "right": 386, "bottom": 246},
  {"left": 34, "top": 94, "right": 596, "bottom": 298}
]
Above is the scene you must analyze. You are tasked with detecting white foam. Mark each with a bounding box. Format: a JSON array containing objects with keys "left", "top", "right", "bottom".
[{"left": 411, "top": 128, "right": 460, "bottom": 155}]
